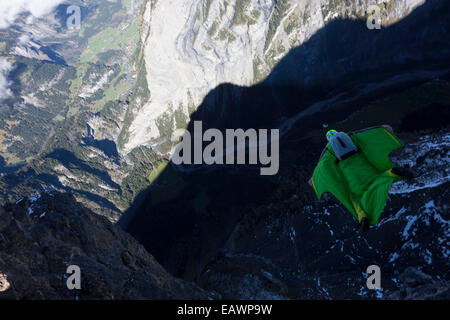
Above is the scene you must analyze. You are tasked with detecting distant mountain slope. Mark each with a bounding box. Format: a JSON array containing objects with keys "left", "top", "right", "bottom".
[
  {"left": 124, "top": 0, "right": 430, "bottom": 152},
  {"left": 0, "top": 0, "right": 148, "bottom": 218}
]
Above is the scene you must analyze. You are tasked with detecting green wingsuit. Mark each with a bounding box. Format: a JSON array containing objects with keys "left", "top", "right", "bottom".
[{"left": 310, "top": 126, "right": 405, "bottom": 225}]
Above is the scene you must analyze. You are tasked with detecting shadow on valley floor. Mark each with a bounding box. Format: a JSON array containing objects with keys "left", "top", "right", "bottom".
[
  {"left": 0, "top": 155, "right": 24, "bottom": 175},
  {"left": 120, "top": 0, "right": 450, "bottom": 281},
  {"left": 46, "top": 148, "right": 120, "bottom": 190}
]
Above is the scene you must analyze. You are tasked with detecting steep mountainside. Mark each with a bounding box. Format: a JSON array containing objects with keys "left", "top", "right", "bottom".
[
  {"left": 1, "top": 130, "right": 447, "bottom": 300},
  {"left": 0, "top": 0, "right": 148, "bottom": 219},
  {"left": 124, "top": 0, "right": 450, "bottom": 285},
  {"left": 0, "top": 0, "right": 449, "bottom": 300},
  {"left": 0, "top": 193, "right": 215, "bottom": 299},
  {"left": 1, "top": 0, "right": 444, "bottom": 222},
  {"left": 197, "top": 130, "right": 450, "bottom": 299},
  {"left": 125, "top": 0, "right": 428, "bottom": 151}
]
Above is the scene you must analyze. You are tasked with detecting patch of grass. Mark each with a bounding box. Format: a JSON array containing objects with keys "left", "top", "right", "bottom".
[
  {"left": 264, "top": 0, "right": 291, "bottom": 52},
  {"left": 156, "top": 107, "right": 175, "bottom": 139},
  {"left": 253, "top": 56, "right": 266, "bottom": 83},
  {"left": 91, "top": 65, "right": 131, "bottom": 112},
  {"left": 231, "top": 0, "right": 251, "bottom": 26},
  {"left": 248, "top": 9, "right": 261, "bottom": 25},
  {"left": 148, "top": 160, "right": 169, "bottom": 184},
  {"left": 208, "top": 21, "right": 219, "bottom": 36},
  {"left": 217, "top": 29, "right": 236, "bottom": 43},
  {"left": 78, "top": 22, "right": 91, "bottom": 38},
  {"left": 120, "top": 146, "right": 161, "bottom": 205},
  {"left": 174, "top": 104, "right": 188, "bottom": 129},
  {"left": 79, "top": 21, "right": 139, "bottom": 64},
  {"left": 204, "top": 0, "right": 213, "bottom": 19},
  {"left": 70, "top": 63, "right": 89, "bottom": 94},
  {"left": 251, "top": 9, "right": 261, "bottom": 20},
  {"left": 283, "top": 8, "right": 300, "bottom": 35},
  {"left": 0, "top": 129, "right": 23, "bottom": 166},
  {"left": 187, "top": 90, "right": 197, "bottom": 115},
  {"left": 52, "top": 114, "right": 65, "bottom": 122}
]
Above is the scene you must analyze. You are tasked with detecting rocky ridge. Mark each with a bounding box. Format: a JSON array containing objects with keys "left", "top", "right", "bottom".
[
  {"left": 197, "top": 129, "right": 450, "bottom": 299},
  {"left": 0, "top": 193, "right": 215, "bottom": 299}
]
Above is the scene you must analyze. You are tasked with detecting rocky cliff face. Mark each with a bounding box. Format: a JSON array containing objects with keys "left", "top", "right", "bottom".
[
  {"left": 197, "top": 129, "right": 450, "bottom": 299},
  {"left": 125, "top": 0, "right": 427, "bottom": 151},
  {"left": 0, "top": 193, "right": 215, "bottom": 299},
  {"left": 388, "top": 267, "right": 449, "bottom": 299},
  {"left": 1, "top": 128, "right": 447, "bottom": 300},
  {"left": 1, "top": 0, "right": 449, "bottom": 300}
]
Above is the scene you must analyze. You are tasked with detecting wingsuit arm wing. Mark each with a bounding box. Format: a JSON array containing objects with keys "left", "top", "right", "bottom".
[
  {"left": 310, "top": 148, "right": 356, "bottom": 216},
  {"left": 349, "top": 124, "right": 394, "bottom": 135},
  {"left": 350, "top": 126, "right": 404, "bottom": 172}
]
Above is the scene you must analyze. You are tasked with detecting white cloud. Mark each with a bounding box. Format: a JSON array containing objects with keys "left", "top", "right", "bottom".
[
  {"left": 0, "top": 59, "right": 13, "bottom": 100},
  {"left": 0, "top": 0, "right": 65, "bottom": 29}
]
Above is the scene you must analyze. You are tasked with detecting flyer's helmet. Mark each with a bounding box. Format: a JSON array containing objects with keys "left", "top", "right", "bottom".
[{"left": 326, "top": 129, "right": 338, "bottom": 141}]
